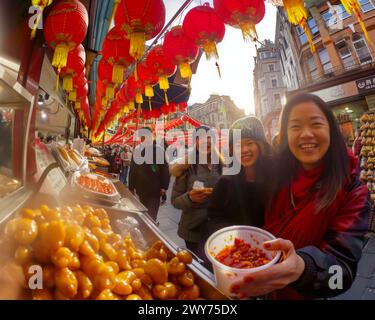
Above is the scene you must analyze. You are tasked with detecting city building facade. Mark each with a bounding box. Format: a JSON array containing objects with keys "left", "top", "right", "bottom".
[
  {"left": 275, "top": 0, "right": 375, "bottom": 142},
  {"left": 187, "top": 95, "right": 245, "bottom": 130},
  {"left": 253, "top": 40, "right": 287, "bottom": 142}
]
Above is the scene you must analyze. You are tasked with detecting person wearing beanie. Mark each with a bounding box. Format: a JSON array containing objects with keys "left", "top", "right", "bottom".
[
  {"left": 202, "top": 116, "right": 275, "bottom": 257},
  {"left": 170, "top": 125, "right": 223, "bottom": 256}
]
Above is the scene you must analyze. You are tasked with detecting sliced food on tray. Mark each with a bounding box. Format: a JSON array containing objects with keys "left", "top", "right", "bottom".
[{"left": 76, "top": 173, "right": 116, "bottom": 195}]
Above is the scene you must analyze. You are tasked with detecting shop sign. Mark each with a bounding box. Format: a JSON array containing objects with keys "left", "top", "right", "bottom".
[{"left": 356, "top": 76, "right": 375, "bottom": 93}]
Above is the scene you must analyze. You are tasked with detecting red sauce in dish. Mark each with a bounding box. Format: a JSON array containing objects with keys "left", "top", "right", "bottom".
[
  {"left": 78, "top": 175, "right": 115, "bottom": 195},
  {"left": 215, "top": 238, "right": 270, "bottom": 269}
]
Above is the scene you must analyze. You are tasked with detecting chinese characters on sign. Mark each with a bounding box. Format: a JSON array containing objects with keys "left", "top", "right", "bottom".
[{"left": 356, "top": 76, "right": 375, "bottom": 93}]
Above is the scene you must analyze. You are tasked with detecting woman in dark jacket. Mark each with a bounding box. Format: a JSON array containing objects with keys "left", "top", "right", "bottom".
[
  {"left": 232, "top": 93, "right": 370, "bottom": 300},
  {"left": 207, "top": 116, "right": 274, "bottom": 232},
  {"left": 171, "top": 126, "right": 223, "bottom": 256}
]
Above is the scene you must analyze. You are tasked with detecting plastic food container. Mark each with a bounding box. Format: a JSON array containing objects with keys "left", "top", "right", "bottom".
[{"left": 205, "top": 225, "right": 281, "bottom": 298}]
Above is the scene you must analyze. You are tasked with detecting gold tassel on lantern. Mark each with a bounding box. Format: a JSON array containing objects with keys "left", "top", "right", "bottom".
[
  {"left": 106, "top": 86, "right": 115, "bottom": 100},
  {"left": 179, "top": 62, "right": 192, "bottom": 79},
  {"left": 164, "top": 91, "right": 169, "bottom": 106},
  {"left": 136, "top": 92, "right": 143, "bottom": 104},
  {"left": 283, "top": 0, "right": 315, "bottom": 53},
  {"left": 52, "top": 43, "right": 70, "bottom": 70},
  {"left": 145, "top": 85, "right": 154, "bottom": 98},
  {"left": 341, "top": 0, "right": 372, "bottom": 44},
  {"left": 203, "top": 40, "right": 219, "bottom": 60},
  {"left": 62, "top": 76, "right": 73, "bottom": 92},
  {"left": 129, "top": 32, "right": 146, "bottom": 60},
  {"left": 31, "top": 0, "right": 53, "bottom": 39},
  {"left": 112, "top": 64, "right": 125, "bottom": 84},
  {"left": 159, "top": 76, "right": 169, "bottom": 90},
  {"left": 129, "top": 101, "right": 135, "bottom": 111},
  {"left": 69, "top": 90, "right": 77, "bottom": 102},
  {"left": 239, "top": 22, "right": 258, "bottom": 42}
]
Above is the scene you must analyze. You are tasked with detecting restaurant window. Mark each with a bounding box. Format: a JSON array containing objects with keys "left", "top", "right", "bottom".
[
  {"left": 359, "top": 0, "right": 374, "bottom": 12},
  {"left": 318, "top": 48, "right": 333, "bottom": 73},
  {"left": 352, "top": 34, "right": 373, "bottom": 64},
  {"left": 307, "top": 55, "right": 319, "bottom": 79}
]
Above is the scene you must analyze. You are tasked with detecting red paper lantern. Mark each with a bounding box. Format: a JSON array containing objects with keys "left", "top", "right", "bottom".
[
  {"left": 68, "top": 71, "right": 87, "bottom": 101},
  {"left": 213, "top": 0, "right": 265, "bottom": 41},
  {"left": 183, "top": 3, "right": 226, "bottom": 60},
  {"left": 137, "top": 61, "right": 158, "bottom": 111},
  {"left": 146, "top": 45, "right": 177, "bottom": 105},
  {"left": 163, "top": 26, "right": 200, "bottom": 79},
  {"left": 146, "top": 45, "right": 177, "bottom": 89},
  {"left": 60, "top": 44, "right": 86, "bottom": 92},
  {"left": 44, "top": 0, "right": 88, "bottom": 71},
  {"left": 98, "top": 60, "right": 116, "bottom": 100},
  {"left": 126, "top": 76, "right": 144, "bottom": 105},
  {"left": 179, "top": 102, "right": 188, "bottom": 111},
  {"left": 114, "top": 0, "right": 166, "bottom": 60},
  {"left": 102, "top": 28, "right": 135, "bottom": 84}
]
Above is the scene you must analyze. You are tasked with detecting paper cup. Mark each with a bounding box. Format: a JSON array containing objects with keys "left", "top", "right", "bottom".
[{"left": 205, "top": 225, "right": 281, "bottom": 298}]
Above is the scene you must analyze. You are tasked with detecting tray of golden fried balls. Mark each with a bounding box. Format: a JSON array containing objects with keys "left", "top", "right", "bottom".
[{"left": 0, "top": 204, "right": 226, "bottom": 300}]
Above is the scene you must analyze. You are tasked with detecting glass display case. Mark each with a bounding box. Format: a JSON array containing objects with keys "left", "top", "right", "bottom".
[{"left": 0, "top": 60, "right": 34, "bottom": 219}]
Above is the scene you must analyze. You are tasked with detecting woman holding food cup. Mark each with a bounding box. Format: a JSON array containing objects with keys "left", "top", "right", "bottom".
[
  {"left": 208, "top": 93, "right": 370, "bottom": 300},
  {"left": 170, "top": 125, "right": 223, "bottom": 256}
]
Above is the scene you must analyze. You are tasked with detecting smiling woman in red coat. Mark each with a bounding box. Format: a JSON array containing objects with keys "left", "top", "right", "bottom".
[{"left": 232, "top": 93, "right": 370, "bottom": 300}]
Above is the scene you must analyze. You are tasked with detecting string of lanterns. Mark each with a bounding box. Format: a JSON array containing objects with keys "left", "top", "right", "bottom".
[{"left": 39, "top": 0, "right": 371, "bottom": 141}]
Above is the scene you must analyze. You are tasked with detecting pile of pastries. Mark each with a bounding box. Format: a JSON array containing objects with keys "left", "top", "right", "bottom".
[{"left": 0, "top": 204, "right": 202, "bottom": 300}]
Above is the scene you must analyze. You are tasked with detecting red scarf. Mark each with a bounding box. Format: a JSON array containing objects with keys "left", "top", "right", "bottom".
[{"left": 263, "top": 151, "right": 358, "bottom": 299}]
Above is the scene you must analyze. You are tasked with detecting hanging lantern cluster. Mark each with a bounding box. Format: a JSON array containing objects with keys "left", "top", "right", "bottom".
[
  {"left": 44, "top": 0, "right": 88, "bottom": 72},
  {"left": 163, "top": 26, "right": 200, "bottom": 80},
  {"left": 114, "top": 0, "right": 166, "bottom": 61},
  {"left": 59, "top": 44, "right": 86, "bottom": 92},
  {"left": 213, "top": 0, "right": 265, "bottom": 42},
  {"left": 183, "top": 3, "right": 226, "bottom": 60}
]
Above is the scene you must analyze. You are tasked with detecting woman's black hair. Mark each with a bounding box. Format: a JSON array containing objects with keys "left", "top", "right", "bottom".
[{"left": 277, "top": 93, "right": 350, "bottom": 212}]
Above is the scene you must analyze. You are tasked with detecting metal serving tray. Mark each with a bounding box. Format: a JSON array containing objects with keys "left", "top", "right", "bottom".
[{"left": 0, "top": 196, "right": 227, "bottom": 300}]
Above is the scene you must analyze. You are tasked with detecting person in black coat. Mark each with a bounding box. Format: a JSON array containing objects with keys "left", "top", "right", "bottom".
[
  {"left": 129, "top": 128, "right": 170, "bottom": 221},
  {"left": 204, "top": 116, "right": 274, "bottom": 240}
]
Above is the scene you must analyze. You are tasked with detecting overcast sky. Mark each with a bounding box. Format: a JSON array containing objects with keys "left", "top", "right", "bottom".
[{"left": 163, "top": 0, "right": 277, "bottom": 114}]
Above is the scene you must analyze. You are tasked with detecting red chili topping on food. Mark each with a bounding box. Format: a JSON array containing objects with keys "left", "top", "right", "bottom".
[
  {"left": 78, "top": 176, "right": 115, "bottom": 195},
  {"left": 215, "top": 238, "right": 270, "bottom": 269}
]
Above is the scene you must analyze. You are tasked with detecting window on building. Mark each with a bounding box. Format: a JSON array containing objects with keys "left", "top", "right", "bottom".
[
  {"left": 318, "top": 48, "right": 333, "bottom": 73},
  {"left": 307, "top": 55, "right": 319, "bottom": 79},
  {"left": 271, "top": 78, "right": 278, "bottom": 88},
  {"left": 338, "top": 46, "right": 354, "bottom": 69},
  {"left": 274, "top": 94, "right": 281, "bottom": 106},
  {"left": 262, "top": 98, "right": 269, "bottom": 115},
  {"left": 336, "top": 4, "right": 351, "bottom": 19},
  {"left": 308, "top": 18, "right": 319, "bottom": 36},
  {"left": 352, "top": 34, "right": 373, "bottom": 64},
  {"left": 259, "top": 79, "right": 266, "bottom": 94},
  {"left": 296, "top": 25, "right": 308, "bottom": 45},
  {"left": 268, "top": 64, "right": 275, "bottom": 72},
  {"left": 359, "top": 0, "right": 374, "bottom": 12}
]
